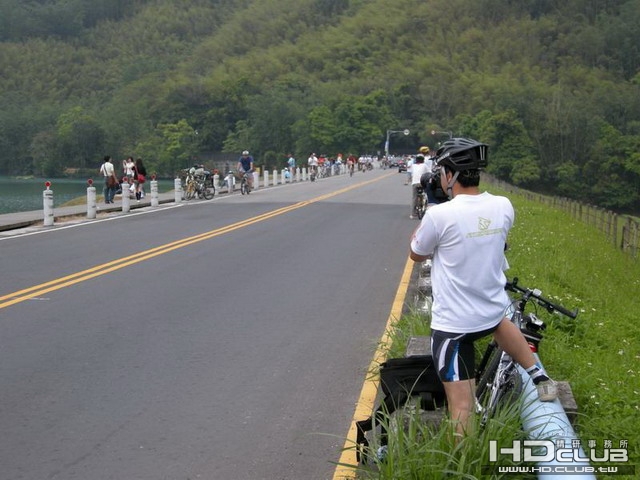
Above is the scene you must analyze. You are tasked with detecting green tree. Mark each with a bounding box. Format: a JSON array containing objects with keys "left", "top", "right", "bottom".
[
  {"left": 135, "top": 119, "right": 198, "bottom": 177},
  {"left": 55, "top": 107, "right": 106, "bottom": 170}
]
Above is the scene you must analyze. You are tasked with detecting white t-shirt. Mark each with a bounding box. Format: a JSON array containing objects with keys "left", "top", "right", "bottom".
[
  {"left": 411, "top": 163, "right": 430, "bottom": 185},
  {"left": 410, "top": 192, "right": 514, "bottom": 333},
  {"left": 124, "top": 160, "right": 135, "bottom": 177},
  {"left": 100, "top": 162, "right": 115, "bottom": 177},
  {"left": 425, "top": 156, "right": 434, "bottom": 172}
]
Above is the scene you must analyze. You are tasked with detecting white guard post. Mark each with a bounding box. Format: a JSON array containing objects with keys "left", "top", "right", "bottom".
[
  {"left": 253, "top": 171, "right": 259, "bottom": 189},
  {"left": 150, "top": 178, "right": 159, "bottom": 207},
  {"left": 263, "top": 170, "right": 269, "bottom": 187},
  {"left": 121, "top": 180, "right": 130, "bottom": 213},
  {"left": 43, "top": 181, "right": 54, "bottom": 226},
  {"left": 225, "top": 172, "right": 235, "bottom": 193},
  {"left": 86, "top": 180, "right": 96, "bottom": 219},
  {"left": 174, "top": 177, "right": 182, "bottom": 203}
]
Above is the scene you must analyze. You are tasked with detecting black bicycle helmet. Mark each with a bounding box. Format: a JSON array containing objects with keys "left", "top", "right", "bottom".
[{"left": 435, "top": 137, "right": 488, "bottom": 171}]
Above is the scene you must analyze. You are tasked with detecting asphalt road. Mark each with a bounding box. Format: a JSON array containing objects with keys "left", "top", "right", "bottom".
[{"left": 0, "top": 170, "right": 416, "bottom": 480}]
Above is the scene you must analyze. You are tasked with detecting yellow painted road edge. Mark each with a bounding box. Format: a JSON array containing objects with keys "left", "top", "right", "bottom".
[{"left": 332, "top": 255, "right": 414, "bottom": 479}]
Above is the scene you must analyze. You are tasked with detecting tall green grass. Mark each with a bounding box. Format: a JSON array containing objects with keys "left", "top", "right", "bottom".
[{"left": 355, "top": 188, "right": 639, "bottom": 479}]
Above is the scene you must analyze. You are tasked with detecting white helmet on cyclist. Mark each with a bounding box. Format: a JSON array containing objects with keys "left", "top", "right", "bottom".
[{"left": 242, "top": 150, "right": 249, "bottom": 155}]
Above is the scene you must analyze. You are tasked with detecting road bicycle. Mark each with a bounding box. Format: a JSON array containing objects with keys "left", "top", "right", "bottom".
[
  {"left": 195, "top": 170, "right": 215, "bottom": 199},
  {"left": 414, "top": 186, "right": 426, "bottom": 219},
  {"left": 475, "top": 277, "right": 578, "bottom": 426},
  {"left": 316, "top": 164, "right": 329, "bottom": 179},
  {"left": 240, "top": 171, "right": 252, "bottom": 195},
  {"left": 182, "top": 167, "right": 215, "bottom": 200}
]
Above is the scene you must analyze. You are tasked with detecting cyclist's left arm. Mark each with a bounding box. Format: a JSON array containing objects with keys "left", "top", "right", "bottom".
[{"left": 410, "top": 215, "right": 437, "bottom": 262}]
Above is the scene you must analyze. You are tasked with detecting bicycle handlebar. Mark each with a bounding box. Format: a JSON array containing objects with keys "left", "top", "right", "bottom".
[{"left": 505, "top": 277, "right": 578, "bottom": 319}]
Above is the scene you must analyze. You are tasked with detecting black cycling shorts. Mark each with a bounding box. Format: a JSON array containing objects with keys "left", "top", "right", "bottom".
[{"left": 430, "top": 322, "right": 501, "bottom": 382}]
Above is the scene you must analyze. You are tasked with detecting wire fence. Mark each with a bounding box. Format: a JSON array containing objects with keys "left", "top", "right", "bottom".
[{"left": 483, "top": 174, "right": 639, "bottom": 259}]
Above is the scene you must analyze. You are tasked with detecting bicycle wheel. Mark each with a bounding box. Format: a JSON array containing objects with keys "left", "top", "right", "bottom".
[
  {"left": 201, "top": 178, "right": 215, "bottom": 200},
  {"left": 475, "top": 346, "right": 502, "bottom": 404},
  {"left": 494, "top": 367, "right": 523, "bottom": 407},
  {"left": 240, "top": 180, "right": 247, "bottom": 195},
  {"left": 201, "top": 185, "right": 214, "bottom": 200},
  {"left": 417, "top": 195, "right": 425, "bottom": 219},
  {"left": 184, "top": 180, "right": 196, "bottom": 200},
  {"left": 477, "top": 353, "right": 523, "bottom": 426}
]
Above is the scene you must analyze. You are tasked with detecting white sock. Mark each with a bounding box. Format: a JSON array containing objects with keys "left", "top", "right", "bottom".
[{"left": 526, "top": 363, "right": 549, "bottom": 385}]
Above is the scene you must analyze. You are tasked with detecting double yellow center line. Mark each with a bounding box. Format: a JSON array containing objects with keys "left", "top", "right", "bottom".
[{"left": 0, "top": 175, "right": 389, "bottom": 310}]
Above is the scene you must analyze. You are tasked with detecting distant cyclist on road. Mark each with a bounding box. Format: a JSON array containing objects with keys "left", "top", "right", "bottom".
[
  {"left": 237, "top": 150, "right": 254, "bottom": 191},
  {"left": 307, "top": 153, "right": 318, "bottom": 181},
  {"left": 410, "top": 154, "right": 429, "bottom": 219}
]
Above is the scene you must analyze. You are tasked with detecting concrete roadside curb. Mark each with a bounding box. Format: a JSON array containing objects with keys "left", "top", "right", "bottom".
[{"left": 0, "top": 193, "right": 178, "bottom": 233}]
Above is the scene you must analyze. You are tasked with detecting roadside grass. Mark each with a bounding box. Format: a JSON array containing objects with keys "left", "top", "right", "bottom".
[
  {"left": 355, "top": 187, "right": 639, "bottom": 479},
  {"left": 59, "top": 196, "right": 97, "bottom": 207}
]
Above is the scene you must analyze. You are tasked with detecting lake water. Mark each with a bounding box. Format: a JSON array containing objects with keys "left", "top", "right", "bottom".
[{"left": 0, "top": 177, "right": 174, "bottom": 215}]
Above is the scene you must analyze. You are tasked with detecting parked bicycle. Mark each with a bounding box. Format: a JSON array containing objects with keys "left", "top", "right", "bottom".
[
  {"left": 182, "top": 166, "right": 215, "bottom": 200},
  {"left": 475, "top": 277, "right": 578, "bottom": 426}
]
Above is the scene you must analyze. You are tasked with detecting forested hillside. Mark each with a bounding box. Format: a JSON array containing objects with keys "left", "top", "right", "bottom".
[{"left": 1, "top": 0, "right": 639, "bottom": 212}]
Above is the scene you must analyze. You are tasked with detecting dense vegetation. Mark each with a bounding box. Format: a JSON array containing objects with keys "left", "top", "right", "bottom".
[{"left": 1, "top": 0, "right": 639, "bottom": 212}]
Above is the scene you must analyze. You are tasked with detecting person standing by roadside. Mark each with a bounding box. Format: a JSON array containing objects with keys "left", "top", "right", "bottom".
[
  {"left": 405, "top": 155, "right": 414, "bottom": 185},
  {"left": 134, "top": 158, "right": 147, "bottom": 201},
  {"left": 287, "top": 153, "right": 296, "bottom": 178},
  {"left": 123, "top": 156, "right": 136, "bottom": 198},
  {"left": 123, "top": 157, "right": 135, "bottom": 182},
  {"left": 409, "top": 137, "right": 557, "bottom": 440},
  {"left": 99, "top": 155, "right": 118, "bottom": 204},
  {"left": 335, "top": 153, "right": 343, "bottom": 175}
]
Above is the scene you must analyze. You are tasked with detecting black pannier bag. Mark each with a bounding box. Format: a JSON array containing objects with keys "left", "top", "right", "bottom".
[{"left": 355, "top": 355, "right": 446, "bottom": 463}]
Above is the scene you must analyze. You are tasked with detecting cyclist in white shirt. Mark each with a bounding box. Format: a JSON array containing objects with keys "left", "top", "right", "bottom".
[
  {"left": 409, "top": 138, "right": 557, "bottom": 438},
  {"left": 307, "top": 153, "right": 318, "bottom": 179},
  {"left": 410, "top": 154, "right": 430, "bottom": 218}
]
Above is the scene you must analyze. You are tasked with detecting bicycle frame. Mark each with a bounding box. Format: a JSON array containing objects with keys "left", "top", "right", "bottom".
[
  {"left": 414, "top": 186, "right": 426, "bottom": 219},
  {"left": 475, "top": 278, "right": 577, "bottom": 426},
  {"left": 240, "top": 171, "right": 252, "bottom": 194}
]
